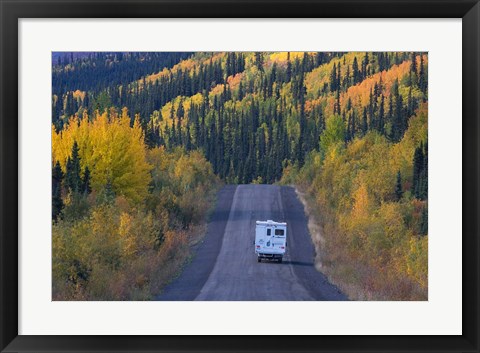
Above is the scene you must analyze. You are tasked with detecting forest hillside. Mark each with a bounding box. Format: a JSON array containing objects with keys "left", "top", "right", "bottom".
[{"left": 52, "top": 51, "right": 428, "bottom": 300}]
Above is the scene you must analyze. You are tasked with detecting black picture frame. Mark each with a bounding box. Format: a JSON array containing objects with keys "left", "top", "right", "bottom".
[{"left": 1, "top": 1, "right": 479, "bottom": 352}]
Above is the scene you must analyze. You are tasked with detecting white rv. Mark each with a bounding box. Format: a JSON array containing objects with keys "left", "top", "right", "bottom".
[{"left": 255, "top": 220, "right": 287, "bottom": 263}]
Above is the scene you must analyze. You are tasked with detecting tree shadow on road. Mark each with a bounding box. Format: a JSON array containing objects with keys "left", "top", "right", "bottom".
[{"left": 280, "top": 260, "right": 314, "bottom": 267}]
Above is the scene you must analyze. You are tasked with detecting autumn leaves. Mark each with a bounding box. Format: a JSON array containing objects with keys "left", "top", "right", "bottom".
[{"left": 52, "top": 109, "right": 151, "bottom": 203}]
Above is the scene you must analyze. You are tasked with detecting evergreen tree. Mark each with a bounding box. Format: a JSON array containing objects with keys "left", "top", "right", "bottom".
[
  {"left": 315, "top": 52, "right": 324, "bottom": 66},
  {"left": 255, "top": 52, "right": 264, "bottom": 72},
  {"left": 286, "top": 52, "right": 292, "bottom": 82},
  {"left": 362, "top": 107, "right": 368, "bottom": 135},
  {"left": 82, "top": 166, "right": 92, "bottom": 195},
  {"left": 336, "top": 62, "right": 341, "bottom": 91},
  {"left": 390, "top": 79, "right": 405, "bottom": 142},
  {"left": 352, "top": 57, "right": 360, "bottom": 84},
  {"left": 361, "top": 52, "right": 369, "bottom": 79},
  {"left": 410, "top": 52, "right": 417, "bottom": 75},
  {"left": 65, "top": 141, "right": 82, "bottom": 193},
  {"left": 177, "top": 99, "right": 184, "bottom": 118},
  {"left": 421, "top": 142, "right": 428, "bottom": 199},
  {"left": 334, "top": 91, "right": 341, "bottom": 115},
  {"left": 171, "top": 115, "right": 177, "bottom": 147},
  {"left": 418, "top": 54, "right": 427, "bottom": 96},
  {"left": 377, "top": 52, "right": 385, "bottom": 72},
  {"left": 350, "top": 110, "right": 356, "bottom": 139},
  {"left": 64, "top": 92, "right": 75, "bottom": 117},
  {"left": 368, "top": 88, "right": 375, "bottom": 130},
  {"left": 330, "top": 63, "right": 337, "bottom": 92},
  {"left": 395, "top": 171, "right": 403, "bottom": 201},
  {"left": 407, "top": 86, "right": 414, "bottom": 117},
  {"left": 176, "top": 109, "right": 183, "bottom": 146},
  {"left": 52, "top": 161, "right": 64, "bottom": 221},
  {"left": 378, "top": 94, "right": 385, "bottom": 134},
  {"left": 420, "top": 206, "right": 428, "bottom": 236},
  {"left": 343, "top": 65, "right": 351, "bottom": 89},
  {"left": 238, "top": 81, "right": 244, "bottom": 100},
  {"left": 164, "top": 121, "right": 171, "bottom": 148},
  {"left": 345, "top": 112, "right": 352, "bottom": 142},
  {"left": 395, "top": 92, "right": 405, "bottom": 139},
  {"left": 394, "top": 52, "right": 400, "bottom": 65},
  {"left": 185, "top": 124, "right": 192, "bottom": 151},
  {"left": 413, "top": 144, "right": 425, "bottom": 199}
]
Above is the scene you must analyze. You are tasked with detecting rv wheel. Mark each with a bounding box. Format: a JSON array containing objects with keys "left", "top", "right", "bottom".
[
  {"left": 257, "top": 257, "right": 261, "bottom": 263},
  {"left": 278, "top": 258, "right": 283, "bottom": 263}
]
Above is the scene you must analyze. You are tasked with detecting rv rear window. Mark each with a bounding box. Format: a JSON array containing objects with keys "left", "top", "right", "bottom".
[{"left": 275, "top": 229, "right": 285, "bottom": 236}]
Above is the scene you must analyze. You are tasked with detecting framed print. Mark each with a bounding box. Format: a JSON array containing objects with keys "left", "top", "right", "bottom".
[{"left": 1, "top": 0, "right": 479, "bottom": 352}]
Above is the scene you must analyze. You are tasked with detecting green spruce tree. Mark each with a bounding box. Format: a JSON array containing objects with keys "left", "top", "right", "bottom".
[
  {"left": 65, "top": 141, "right": 82, "bottom": 193},
  {"left": 82, "top": 166, "right": 92, "bottom": 195},
  {"left": 420, "top": 206, "right": 428, "bottom": 236},
  {"left": 395, "top": 171, "right": 403, "bottom": 201},
  {"left": 52, "top": 161, "right": 64, "bottom": 221}
]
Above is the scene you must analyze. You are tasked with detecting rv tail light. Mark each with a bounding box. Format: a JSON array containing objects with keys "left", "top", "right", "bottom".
[
  {"left": 256, "top": 245, "right": 260, "bottom": 248},
  {"left": 280, "top": 246, "right": 285, "bottom": 249}
]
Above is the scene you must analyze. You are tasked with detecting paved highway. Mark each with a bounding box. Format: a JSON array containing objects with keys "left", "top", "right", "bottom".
[{"left": 157, "top": 184, "right": 346, "bottom": 301}]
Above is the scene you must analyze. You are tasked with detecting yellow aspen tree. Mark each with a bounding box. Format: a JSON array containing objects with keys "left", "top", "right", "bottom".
[{"left": 51, "top": 109, "right": 152, "bottom": 204}]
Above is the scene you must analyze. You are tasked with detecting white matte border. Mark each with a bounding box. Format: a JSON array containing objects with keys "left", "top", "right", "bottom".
[{"left": 19, "top": 19, "right": 462, "bottom": 335}]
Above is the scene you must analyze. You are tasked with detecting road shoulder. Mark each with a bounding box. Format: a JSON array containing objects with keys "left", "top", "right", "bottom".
[
  {"left": 281, "top": 186, "right": 348, "bottom": 301},
  {"left": 156, "top": 185, "right": 237, "bottom": 300}
]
